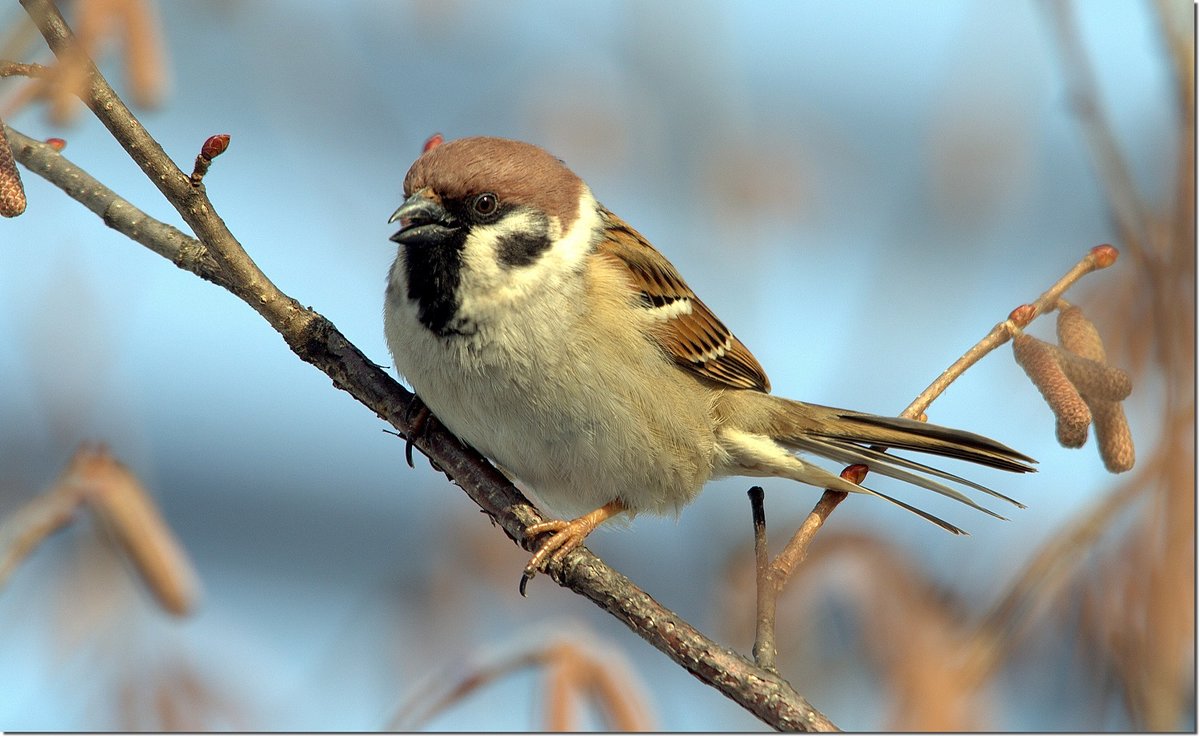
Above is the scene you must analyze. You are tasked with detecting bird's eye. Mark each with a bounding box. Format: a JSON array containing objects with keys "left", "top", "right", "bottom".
[{"left": 471, "top": 193, "right": 499, "bottom": 218}]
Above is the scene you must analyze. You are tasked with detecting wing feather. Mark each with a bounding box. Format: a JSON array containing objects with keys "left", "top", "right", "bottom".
[{"left": 596, "top": 207, "right": 771, "bottom": 392}]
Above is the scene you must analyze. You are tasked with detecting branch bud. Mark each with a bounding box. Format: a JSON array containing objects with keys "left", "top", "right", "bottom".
[
  {"left": 1089, "top": 244, "right": 1118, "bottom": 269},
  {"left": 1008, "top": 304, "right": 1036, "bottom": 328},
  {"left": 200, "top": 133, "right": 230, "bottom": 161},
  {"left": 840, "top": 463, "right": 869, "bottom": 485},
  {"left": 190, "top": 133, "right": 231, "bottom": 186}
]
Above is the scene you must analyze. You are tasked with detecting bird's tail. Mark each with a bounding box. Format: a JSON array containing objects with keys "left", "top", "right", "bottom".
[{"left": 750, "top": 395, "right": 1037, "bottom": 534}]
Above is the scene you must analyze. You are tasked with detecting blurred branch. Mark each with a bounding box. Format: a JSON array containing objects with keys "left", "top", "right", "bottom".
[
  {"left": 6, "top": 0, "right": 836, "bottom": 729},
  {"left": 0, "top": 443, "right": 199, "bottom": 616},
  {"left": 1045, "top": 1, "right": 1152, "bottom": 264},
  {"left": 0, "top": 60, "right": 52, "bottom": 78},
  {"left": 978, "top": 455, "right": 1157, "bottom": 644},
  {"left": 0, "top": 463, "right": 79, "bottom": 588},
  {"left": 1151, "top": 0, "right": 1193, "bottom": 122},
  {"left": 388, "top": 631, "right": 655, "bottom": 730}
]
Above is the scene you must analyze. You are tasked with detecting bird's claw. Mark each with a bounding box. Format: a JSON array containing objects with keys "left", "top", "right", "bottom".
[
  {"left": 404, "top": 396, "right": 432, "bottom": 469},
  {"left": 518, "top": 518, "right": 588, "bottom": 597}
]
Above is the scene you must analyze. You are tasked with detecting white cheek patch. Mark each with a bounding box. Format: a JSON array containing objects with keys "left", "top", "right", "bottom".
[
  {"left": 456, "top": 189, "right": 601, "bottom": 321},
  {"left": 458, "top": 210, "right": 543, "bottom": 293}
]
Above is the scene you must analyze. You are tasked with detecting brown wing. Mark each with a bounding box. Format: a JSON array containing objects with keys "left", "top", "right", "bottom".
[{"left": 596, "top": 207, "right": 771, "bottom": 392}]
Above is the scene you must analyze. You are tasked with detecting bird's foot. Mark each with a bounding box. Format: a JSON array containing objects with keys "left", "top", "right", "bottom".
[{"left": 519, "top": 500, "right": 625, "bottom": 596}]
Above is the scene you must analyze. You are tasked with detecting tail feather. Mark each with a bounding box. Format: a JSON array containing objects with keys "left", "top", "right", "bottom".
[
  {"left": 789, "top": 436, "right": 1010, "bottom": 520},
  {"left": 868, "top": 487, "right": 969, "bottom": 535},
  {"left": 794, "top": 435, "right": 1025, "bottom": 508},
  {"left": 750, "top": 440, "right": 971, "bottom": 534},
  {"left": 822, "top": 409, "right": 1037, "bottom": 473},
  {"left": 748, "top": 397, "right": 1036, "bottom": 533}
]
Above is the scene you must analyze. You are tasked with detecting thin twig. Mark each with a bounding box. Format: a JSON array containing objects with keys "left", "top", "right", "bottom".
[
  {"left": 903, "top": 245, "right": 1118, "bottom": 419},
  {"left": 0, "top": 478, "right": 80, "bottom": 589},
  {"left": 0, "top": 59, "right": 52, "bottom": 78},
  {"left": 3, "top": 126, "right": 229, "bottom": 288},
  {"left": 747, "top": 487, "right": 776, "bottom": 672}
]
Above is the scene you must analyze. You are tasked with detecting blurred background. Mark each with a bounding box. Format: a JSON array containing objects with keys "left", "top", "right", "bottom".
[{"left": 0, "top": 0, "right": 1192, "bottom": 730}]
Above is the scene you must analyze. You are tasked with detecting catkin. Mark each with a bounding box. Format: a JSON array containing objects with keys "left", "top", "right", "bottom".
[
  {"left": 0, "top": 124, "right": 26, "bottom": 218},
  {"left": 1012, "top": 333, "right": 1091, "bottom": 448},
  {"left": 1057, "top": 305, "right": 1135, "bottom": 473}
]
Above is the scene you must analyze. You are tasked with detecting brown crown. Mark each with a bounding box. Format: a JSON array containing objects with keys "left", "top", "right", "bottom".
[{"left": 403, "top": 136, "right": 584, "bottom": 226}]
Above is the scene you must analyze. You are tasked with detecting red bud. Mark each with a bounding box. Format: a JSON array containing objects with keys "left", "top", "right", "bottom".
[
  {"left": 423, "top": 133, "right": 444, "bottom": 153},
  {"left": 1090, "top": 244, "right": 1118, "bottom": 268},
  {"left": 45, "top": 137, "right": 67, "bottom": 151},
  {"left": 1008, "top": 304, "right": 1036, "bottom": 327},
  {"left": 200, "top": 133, "right": 230, "bottom": 161},
  {"left": 840, "top": 463, "right": 869, "bottom": 485}
]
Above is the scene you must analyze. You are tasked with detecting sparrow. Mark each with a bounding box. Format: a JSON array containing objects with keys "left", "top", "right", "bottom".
[{"left": 384, "top": 136, "right": 1035, "bottom": 589}]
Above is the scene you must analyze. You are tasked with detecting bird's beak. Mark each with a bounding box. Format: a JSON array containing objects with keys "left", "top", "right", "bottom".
[{"left": 388, "top": 191, "right": 460, "bottom": 247}]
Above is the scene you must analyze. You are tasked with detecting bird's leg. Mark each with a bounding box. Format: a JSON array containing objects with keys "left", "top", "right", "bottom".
[
  {"left": 403, "top": 394, "right": 433, "bottom": 469},
  {"left": 520, "top": 499, "right": 626, "bottom": 595}
]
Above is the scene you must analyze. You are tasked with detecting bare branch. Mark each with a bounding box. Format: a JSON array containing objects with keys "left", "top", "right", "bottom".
[
  {"left": 903, "top": 244, "right": 1119, "bottom": 418},
  {"left": 3, "top": 125, "right": 227, "bottom": 288},
  {"left": 0, "top": 60, "right": 53, "bottom": 78},
  {"left": 7, "top": 2, "right": 839, "bottom": 727}
]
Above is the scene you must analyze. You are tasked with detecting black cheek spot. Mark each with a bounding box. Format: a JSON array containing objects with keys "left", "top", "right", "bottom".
[
  {"left": 496, "top": 231, "right": 552, "bottom": 267},
  {"left": 495, "top": 211, "right": 552, "bottom": 268}
]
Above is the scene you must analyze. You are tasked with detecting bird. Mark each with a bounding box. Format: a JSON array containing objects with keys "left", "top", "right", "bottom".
[{"left": 383, "top": 135, "right": 1035, "bottom": 590}]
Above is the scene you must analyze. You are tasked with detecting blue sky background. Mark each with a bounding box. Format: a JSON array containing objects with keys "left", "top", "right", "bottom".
[{"left": 0, "top": 0, "right": 1189, "bottom": 730}]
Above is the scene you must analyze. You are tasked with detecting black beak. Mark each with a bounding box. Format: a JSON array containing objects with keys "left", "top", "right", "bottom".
[{"left": 388, "top": 192, "right": 460, "bottom": 247}]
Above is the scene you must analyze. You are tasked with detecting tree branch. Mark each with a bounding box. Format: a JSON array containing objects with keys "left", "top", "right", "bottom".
[{"left": 5, "top": 1, "right": 839, "bottom": 727}]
